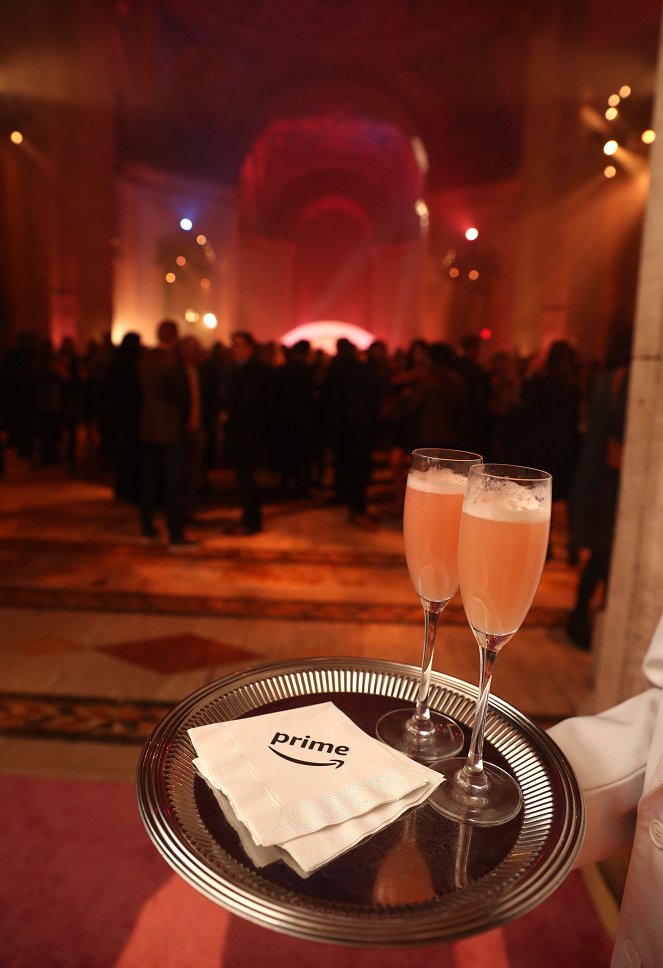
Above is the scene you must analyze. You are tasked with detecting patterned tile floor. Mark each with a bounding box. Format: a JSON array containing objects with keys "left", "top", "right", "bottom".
[{"left": 0, "top": 453, "right": 592, "bottom": 780}]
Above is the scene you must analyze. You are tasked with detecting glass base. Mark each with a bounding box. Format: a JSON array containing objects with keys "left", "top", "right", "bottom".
[
  {"left": 429, "top": 757, "right": 523, "bottom": 826},
  {"left": 375, "top": 708, "right": 464, "bottom": 762}
]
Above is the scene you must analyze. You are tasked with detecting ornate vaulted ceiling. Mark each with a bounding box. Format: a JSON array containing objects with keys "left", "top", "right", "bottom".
[
  {"left": 115, "top": 0, "right": 661, "bottom": 247},
  {"left": 116, "top": 0, "right": 529, "bottom": 206}
]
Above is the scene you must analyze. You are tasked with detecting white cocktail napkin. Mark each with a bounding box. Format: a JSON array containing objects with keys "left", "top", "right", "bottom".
[{"left": 189, "top": 701, "right": 442, "bottom": 874}]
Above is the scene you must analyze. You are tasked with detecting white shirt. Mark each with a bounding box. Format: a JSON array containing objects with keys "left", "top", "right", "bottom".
[{"left": 549, "top": 615, "right": 663, "bottom": 967}]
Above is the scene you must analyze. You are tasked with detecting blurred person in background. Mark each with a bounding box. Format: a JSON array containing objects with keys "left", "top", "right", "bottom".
[
  {"left": 225, "top": 330, "right": 272, "bottom": 535},
  {"left": 139, "top": 319, "right": 195, "bottom": 550},
  {"left": 567, "top": 325, "right": 632, "bottom": 650}
]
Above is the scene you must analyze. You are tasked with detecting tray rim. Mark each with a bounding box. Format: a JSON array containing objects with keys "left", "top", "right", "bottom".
[{"left": 136, "top": 655, "right": 585, "bottom": 947}]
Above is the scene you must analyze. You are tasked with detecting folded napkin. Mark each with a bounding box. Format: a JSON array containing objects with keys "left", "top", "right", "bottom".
[{"left": 189, "top": 701, "right": 442, "bottom": 874}]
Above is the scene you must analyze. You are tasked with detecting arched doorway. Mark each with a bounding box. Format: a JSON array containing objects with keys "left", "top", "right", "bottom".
[{"left": 236, "top": 113, "right": 426, "bottom": 347}]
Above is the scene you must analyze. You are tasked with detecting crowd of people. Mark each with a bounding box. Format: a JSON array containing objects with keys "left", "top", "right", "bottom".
[{"left": 0, "top": 321, "right": 631, "bottom": 637}]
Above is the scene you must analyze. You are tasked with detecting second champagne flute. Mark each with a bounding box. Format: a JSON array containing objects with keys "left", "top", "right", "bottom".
[
  {"left": 431, "top": 463, "right": 551, "bottom": 825},
  {"left": 376, "top": 448, "right": 482, "bottom": 761}
]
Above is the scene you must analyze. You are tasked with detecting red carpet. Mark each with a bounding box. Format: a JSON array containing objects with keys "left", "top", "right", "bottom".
[{"left": 0, "top": 775, "right": 613, "bottom": 967}]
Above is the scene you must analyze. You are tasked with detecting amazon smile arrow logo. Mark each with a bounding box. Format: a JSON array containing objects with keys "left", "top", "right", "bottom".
[
  {"left": 269, "top": 747, "right": 345, "bottom": 768},
  {"left": 269, "top": 730, "right": 350, "bottom": 767}
]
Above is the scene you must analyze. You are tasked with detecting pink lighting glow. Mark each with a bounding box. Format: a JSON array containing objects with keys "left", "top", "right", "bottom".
[{"left": 281, "top": 321, "right": 375, "bottom": 354}]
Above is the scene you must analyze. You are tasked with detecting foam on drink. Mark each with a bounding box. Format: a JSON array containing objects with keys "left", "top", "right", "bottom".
[
  {"left": 463, "top": 478, "right": 550, "bottom": 522},
  {"left": 407, "top": 466, "right": 468, "bottom": 496}
]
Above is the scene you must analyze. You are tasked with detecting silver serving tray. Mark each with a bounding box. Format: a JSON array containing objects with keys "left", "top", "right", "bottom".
[{"left": 136, "top": 657, "right": 585, "bottom": 947}]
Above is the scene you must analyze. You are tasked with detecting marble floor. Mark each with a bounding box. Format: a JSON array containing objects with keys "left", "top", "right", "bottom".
[{"left": 0, "top": 450, "right": 593, "bottom": 784}]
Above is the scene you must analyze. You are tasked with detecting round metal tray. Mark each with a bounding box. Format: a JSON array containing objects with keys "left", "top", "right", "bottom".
[{"left": 136, "top": 657, "right": 584, "bottom": 947}]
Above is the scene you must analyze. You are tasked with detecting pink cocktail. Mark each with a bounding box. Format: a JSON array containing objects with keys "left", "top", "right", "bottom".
[
  {"left": 459, "top": 506, "right": 550, "bottom": 639},
  {"left": 431, "top": 464, "right": 551, "bottom": 826},
  {"left": 404, "top": 467, "right": 467, "bottom": 605},
  {"left": 376, "top": 448, "right": 482, "bottom": 761}
]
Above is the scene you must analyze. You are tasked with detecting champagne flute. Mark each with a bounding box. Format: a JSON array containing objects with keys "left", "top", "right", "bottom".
[
  {"left": 431, "top": 463, "right": 551, "bottom": 825},
  {"left": 376, "top": 448, "right": 482, "bottom": 761}
]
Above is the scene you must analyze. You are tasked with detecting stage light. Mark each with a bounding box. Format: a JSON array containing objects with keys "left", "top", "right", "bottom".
[
  {"left": 642, "top": 129, "right": 656, "bottom": 144},
  {"left": 203, "top": 313, "right": 217, "bottom": 329},
  {"left": 179, "top": 218, "right": 193, "bottom": 231},
  {"left": 465, "top": 227, "right": 479, "bottom": 241},
  {"left": 9, "top": 130, "right": 23, "bottom": 144},
  {"left": 603, "top": 140, "right": 618, "bottom": 155}
]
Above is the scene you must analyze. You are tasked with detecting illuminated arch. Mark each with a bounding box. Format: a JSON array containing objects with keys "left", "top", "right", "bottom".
[{"left": 280, "top": 320, "right": 375, "bottom": 354}]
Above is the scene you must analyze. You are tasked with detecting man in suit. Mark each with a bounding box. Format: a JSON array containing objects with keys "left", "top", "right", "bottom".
[{"left": 139, "top": 319, "right": 196, "bottom": 549}]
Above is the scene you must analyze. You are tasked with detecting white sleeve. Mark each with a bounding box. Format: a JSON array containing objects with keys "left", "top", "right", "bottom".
[{"left": 548, "top": 687, "right": 660, "bottom": 868}]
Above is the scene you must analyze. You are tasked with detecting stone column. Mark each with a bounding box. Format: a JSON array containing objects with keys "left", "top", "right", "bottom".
[{"left": 593, "top": 16, "right": 663, "bottom": 709}]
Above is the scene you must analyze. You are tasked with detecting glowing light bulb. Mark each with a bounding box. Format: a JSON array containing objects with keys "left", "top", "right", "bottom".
[
  {"left": 608, "top": 94, "right": 620, "bottom": 107},
  {"left": 200, "top": 278, "right": 210, "bottom": 290},
  {"left": 165, "top": 272, "right": 176, "bottom": 283},
  {"left": 604, "top": 165, "right": 617, "bottom": 178},
  {"left": 449, "top": 267, "right": 460, "bottom": 279},
  {"left": 176, "top": 256, "right": 187, "bottom": 266},
  {"left": 465, "top": 227, "right": 479, "bottom": 241},
  {"left": 179, "top": 218, "right": 193, "bottom": 231},
  {"left": 603, "top": 140, "right": 618, "bottom": 156},
  {"left": 203, "top": 313, "right": 217, "bottom": 329},
  {"left": 605, "top": 107, "right": 619, "bottom": 121},
  {"left": 480, "top": 328, "right": 492, "bottom": 341},
  {"left": 196, "top": 234, "right": 207, "bottom": 245},
  {"left": 468, "top": 269, "right": 480, "bottom": 281},
  {"left": 9, "top": 130, "right": 23, "bottom": 144},
  {"left": 619, "top": 85, "right": 631, "bottom": 98},
  {"left": 185, "top": 310, "right": 199, "bottom": 323},
  {"left": 642, "top": 129, "right": 656, "bottom": 144}
]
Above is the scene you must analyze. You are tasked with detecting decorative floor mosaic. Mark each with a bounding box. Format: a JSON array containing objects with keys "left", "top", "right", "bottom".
[{"left": 0, "top": 691, "right": 173, "bottom": 745}]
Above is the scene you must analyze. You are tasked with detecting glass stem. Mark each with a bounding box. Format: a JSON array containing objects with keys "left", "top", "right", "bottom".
[
  {"left": 465, "top": 645, "right": 499, "bottom": 775},
  {"left": 410, "top": 599, "right": 445, "bottom": 733}
]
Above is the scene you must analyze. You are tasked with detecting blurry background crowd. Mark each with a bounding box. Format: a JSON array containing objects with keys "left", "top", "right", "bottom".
[{"left": 0, "top": 323, "right": 631, "bottom": 638}]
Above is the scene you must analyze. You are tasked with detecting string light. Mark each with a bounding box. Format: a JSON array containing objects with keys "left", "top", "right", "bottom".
[
  {"left": 604, "top": 165, "right": 617, "bottom": 178},
  {"left": 165, "top": 272, "right": 176, "bottom": 283},
  {"left": 605, "top": 107, "right": 619, "bottom": 121},
  {"left": 9, "top": 130, "right": 23, "bottom": 144},
  {"left": 449, "top": 267, "right": 460, "bottom": 279},
  {"left": 176, "top": 255, "right": 187, "bottom": 266},
  {"left": 603, "top": 140, "right": 619, "bottom": 156},
  {"left": 608, "top": 94, "right": 621, "bottom": 107},
  {"left": 468, "top": 269, "right": 480, "bottom": 280},
  {"left": 619, "top": 85, "right": 632, "bottom": 98},
  {"left": 642, "top": 129, "right": 656, "bottom": 144}
]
